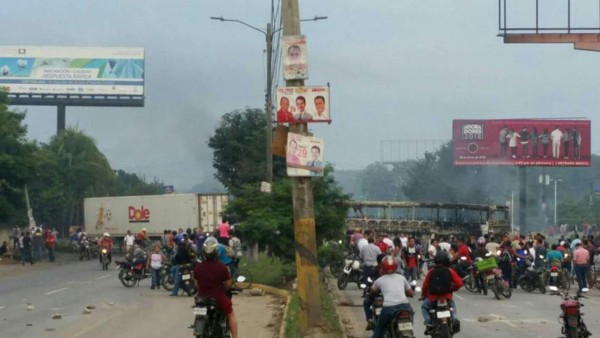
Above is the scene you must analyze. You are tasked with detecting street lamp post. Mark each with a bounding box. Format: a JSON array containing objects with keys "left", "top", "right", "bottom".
[
  {"left": 210, "top": 16, "right": 275, "bottom": 183},
  {"left": 550, "top": 178, "right": 563, "bottom": 226}
]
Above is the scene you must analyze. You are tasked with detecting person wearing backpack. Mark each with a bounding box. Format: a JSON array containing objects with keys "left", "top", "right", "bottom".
[{"left": 420, "top": 251, "right": 463, "bottom": 335}]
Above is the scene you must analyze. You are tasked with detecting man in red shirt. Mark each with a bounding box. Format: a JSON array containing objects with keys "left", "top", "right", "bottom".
[
  {"left": 193, "top": 238, "right": 238, "bottom": 338},
  {"left": 98, "top": 233, "right": 114, "bottom": 265},
  {"left": 402, "top": 237, "right": 420, "bottom": 282},
  {"left": 375, "top": 235, "right": 388, "bottom": 253},
  {"left": 421, "top": 252, "right": 463, "bottom": 334}
]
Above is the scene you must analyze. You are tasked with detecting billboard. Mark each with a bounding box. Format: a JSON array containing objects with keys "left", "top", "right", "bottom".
[
  {"left": 453, "top": 119, "right": 591, "bottom": 166},
  {"left": 276, "top": 86, "right": 330, "bottom": 123},
  {"left": 0, "top": 46, "right": 144, "bottom": 96},
  {"left": 286, "top": 132, "right": 324, "bottom": 177},
  {"left": 282, "top": 35, "right": 308, "bottom": 80}
]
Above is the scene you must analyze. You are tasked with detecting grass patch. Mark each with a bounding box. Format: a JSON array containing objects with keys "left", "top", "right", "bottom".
[
  {"left": 319, "top": 281, "right": 344, "bottom": 338},
  {"left": 284, "top": 294, "right": 301, "bottom": 338},
  {"left": 241, "top": 253, "right": 295, "bottom": 287},
  {"left": 283, "top": 281, "right": 345, "bottom": 338}
]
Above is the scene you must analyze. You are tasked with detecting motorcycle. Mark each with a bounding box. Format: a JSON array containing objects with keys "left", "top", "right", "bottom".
[
  {"left": 476, "top": 253, "right": 511, "bottom": 300},
  {"left": 517, "top": 256, "right": 546, "bottom": 294},
  {"left": 546, "top": 264, "right": 571, "bottom": 291},
  {"left": 549, "top": 285, "right": 591, "bottom": 338},
  {"left": 415, "top": 285, "right": 458, "bottom": 338},
  {"left": 100, "top": 248, "right": 110, "bottom": 270},
  {"left": 116, "top": 259, "right": 149, "bottom": 287},
  {"left": 361, "top": 279, "right": 417, "bottom": 337},
  {"left": 179, "top": 263, "right": 197, "bottom": 297},
  {"left": 454, "top": 257, "right": 480, "bottom": 294},
  {"left": 191, "top": 277, "right": 245, "bottom": 338},
  {"left": 337, "top": 253, "right": 362, "bottom": 290},
  {"left": 79, "top": 239, "right": 91, "bottom": 260},
  {"left": 160, "top": 262, "right": 174, "bottom": 291}
]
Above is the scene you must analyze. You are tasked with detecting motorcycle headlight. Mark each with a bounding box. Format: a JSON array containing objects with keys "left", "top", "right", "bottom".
[
  {"left": 352, "top": 261, "right": 360, "bottom": 270},
  {"left": 101, "top": 248, "right": 107, "bottom": 254}
]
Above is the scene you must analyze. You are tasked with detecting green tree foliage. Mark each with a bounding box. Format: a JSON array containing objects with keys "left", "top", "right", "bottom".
[
  {"left": 224, "top": 166, "right": 350, "bottom": 261},
  {"left": 208, "top": 108, "right": 268, "bottom": 194},
  {"left": 0, "top": 92, "right": 36, "bottom": 225}
]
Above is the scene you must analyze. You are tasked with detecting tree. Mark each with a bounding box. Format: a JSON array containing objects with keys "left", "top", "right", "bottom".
[
  {"left": 0, "top": 92, "right": 36, "bottom": 225},
  {"left": 224, "top": 165, "right": 350, "bottom": 261},
  {"left": 208, "top": 108, "right": 286, "bottom": 195}
]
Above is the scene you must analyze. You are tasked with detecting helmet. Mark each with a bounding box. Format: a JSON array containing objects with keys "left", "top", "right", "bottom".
[
  {"left": 202, "top": 237, "right": 219, "bottom": 260},
  {"left": 142, "top": 228, "right": 147, "bottom": 232},
  {"left": 434, "top": 251, "right": 450, "bottom": 267},
  {"left": 103, "top": 232, "right": 110, "bottom": 237},
  {"left": 477, "top": 237, "right": 486, "bottom": 245},
  {"left": 380, "top": 255, "right": 398, "bottom": 274}
]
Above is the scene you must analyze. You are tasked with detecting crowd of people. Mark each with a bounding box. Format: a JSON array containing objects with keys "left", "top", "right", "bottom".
[
  {"left": 5, "top": 225, "right": 58, "bottom": 265},
  {"left": 346, "top": 227, "right": 600, "bottom": 337}
]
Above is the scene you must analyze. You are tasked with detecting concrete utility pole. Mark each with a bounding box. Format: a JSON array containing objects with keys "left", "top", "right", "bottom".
[
  {"left": 282, "top": 0, "right": 321, "bottom": 334},
  {"left": 265, "top": 23, "right": 274, "bottom": 183}
]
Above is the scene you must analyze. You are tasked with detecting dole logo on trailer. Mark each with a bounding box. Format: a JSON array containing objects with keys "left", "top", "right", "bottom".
[{"left": 128, "top": 205, "right": 150, "bottom": 223}]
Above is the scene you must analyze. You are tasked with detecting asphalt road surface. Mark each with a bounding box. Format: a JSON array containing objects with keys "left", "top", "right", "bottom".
[
  {"left": 0, "top": 255, "right": 280, "bottom": 338},
  {"left": 333, "top": 275, "right": 600, "bottom": 338}
]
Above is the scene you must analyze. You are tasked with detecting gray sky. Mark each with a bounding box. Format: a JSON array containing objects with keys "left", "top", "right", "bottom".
[{"left": 9, "top": 0, "right": 600, "bottom": 190}]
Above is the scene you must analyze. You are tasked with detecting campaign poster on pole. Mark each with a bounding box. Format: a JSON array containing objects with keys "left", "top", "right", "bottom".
[
  {"left": 276, "top": 86, "right": 330, "bottom": 123},
  {"left": 286, "top": 132, "right": 324, "bottom": 177},
  {"left": 282, "top": 35, "right": 308, "bottom": 80}
]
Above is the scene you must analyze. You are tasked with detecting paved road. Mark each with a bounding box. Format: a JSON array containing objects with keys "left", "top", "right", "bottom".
[
  {"left": 333, "top": 276, "right": 600, "bottom": 338},
  {"left": 0, "top": 255, "right": 281, "bottom": 338}
]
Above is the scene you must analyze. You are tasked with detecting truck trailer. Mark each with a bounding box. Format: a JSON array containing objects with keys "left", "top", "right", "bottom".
[{"left": 84, "top": 193, "right": 228, "bottom": 237}]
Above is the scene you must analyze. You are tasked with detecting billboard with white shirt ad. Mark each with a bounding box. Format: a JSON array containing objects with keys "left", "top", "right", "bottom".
[
  {"left": 276, "top": 86, "right": 330, "bottom": 123},
  {"left": 0, "top": 46, "right": 144, "bottom": 96},
  {"left": 286, "top": 132, "right": 324, "bottom": 177},
  {"left": 452, "top": 119, "right": 591, "bottom": 167}
]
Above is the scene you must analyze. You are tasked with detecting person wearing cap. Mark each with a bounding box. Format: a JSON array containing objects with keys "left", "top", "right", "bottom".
[
  {"left": 137, "top": 228, "right": 150, "bottom": 249},
  {"left": 98, "top": 233, "right": 113, "bottom": 265},
  {"left": 573, "top": 241, "right": 590, "bottom": 292}
]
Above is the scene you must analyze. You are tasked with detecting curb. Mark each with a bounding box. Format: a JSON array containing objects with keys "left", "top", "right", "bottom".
[
  {"left": 279, "top": 295, "right": 292, "bottom": 338},
  {"left": 236, "top": 283, "right": 291, "bottom": 338},
  {"left": 323, "top": 272, "right": 350, "bottom": 338}
]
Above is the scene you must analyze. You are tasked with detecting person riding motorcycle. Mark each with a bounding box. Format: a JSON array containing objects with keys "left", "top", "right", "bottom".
[
  {"left": 421, "top": 251, "right": 463, "bottom": 335},
  {"left": 451, "top": 237, "right": 472, "bottom": 277},
  {"left": 78, "top": 232, "right": 89, "bottom": 257},
  {"left": 473, "top": 237, "right": 489, "bottom": 295},
  {"left": 193, "top": 237, "right": 239, "bottom": 338},
  {"left": 98, "top": 233, "right": 113, "bottom": 265},
  {"left": 367, "top": 255, "right": 414, "bottom": 338}
]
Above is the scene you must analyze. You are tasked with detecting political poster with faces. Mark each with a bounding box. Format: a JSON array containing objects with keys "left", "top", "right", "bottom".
[
  {"left": 275, "top": 86, "right": 330, "bottom": 123},
  {"left": 282, "top": 35, "right": 308, "bottom": 80},
  {"left": 286, "top": 132, "right": 324, "bottom": 177}
]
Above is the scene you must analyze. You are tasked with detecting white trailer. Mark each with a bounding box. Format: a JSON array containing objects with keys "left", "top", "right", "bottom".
[{"left": 84, "top": 193, "right": 228, "bottom": 237}]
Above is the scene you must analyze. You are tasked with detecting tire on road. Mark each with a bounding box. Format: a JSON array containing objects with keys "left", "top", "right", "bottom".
[
  {"left": 119, "top": 269, "right": 137, "bottom": 288},
  {"left": 162, "top": 272, "right": 175, "bottom": 291},
  {"left": 337, "top": 273, "right": 350, "bottom": 290}
]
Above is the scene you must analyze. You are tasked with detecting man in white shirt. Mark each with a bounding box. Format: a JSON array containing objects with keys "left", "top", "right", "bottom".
[
  {"left": 485, "top": 237, "right": 500, "bottom": 256},
  {"left": 400, "top": 234, "right": 408, "bottom": 249},
  {"left": 124, "top": 230, "right": 135, "bottom": 252},
  {"left": 550, "top": 126, "right": 563, "bottom": 159}
]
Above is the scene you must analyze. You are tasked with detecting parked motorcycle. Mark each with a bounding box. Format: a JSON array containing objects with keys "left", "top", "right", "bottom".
[
  {"left": 517, "top": 256, "right": 546, "bottom": 294},
  {"left": 549, "top": 285, "right": 591, "bottom": 338},
  {"left": 361, "top": 279, "right": 417, "bottom": 337},
  {"left": 116, "top": 259, "right": 148, "bottom": 287},
  {"left": 191, "top": 277, "right": 245, "bottom": 338},
  {"left": 160, "top": 262, "right": 174, "bottom": 291},
  {"left": 179, "top": 263, "right": 197, "bottom": 297},
  {"left": 546, "top": 264, "right": 571, "bottom": 291},
  {"left": 100, "top": 248, "right": 110, "bottom": 271},
  {"left": 337, "top": 253, "right": 362, "bottom": 290}
]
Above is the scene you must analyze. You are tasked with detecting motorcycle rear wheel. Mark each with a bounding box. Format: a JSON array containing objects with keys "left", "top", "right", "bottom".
[
  {"left": 161, "top": 272, "right": 175, "bottom": 291},
  {"left": 501, "top": 284, "right": 512, "bottom": 298},
  {"left": 337, "top": 273, "right": 350, "bottom": 290},
  {"left": 492, "top": 281, "right": 501, "bottom": 300},
  {"left": 463, "top": 275, "right": 479, "bottom": 293},
  {"left": 561, "top": 273, "right": 571, "bottom": 291},
  {"left": 438, "top": 323, "right": 451, "bottom": 338},
  {"left": 518, "top": 277, "right": 535, "bottom": 293},
  {"left": 119, "top": 269, "right": 137, "bottom": 288},
  {"left": 566, "top": 326, "right": 579, "bottom": 338}
]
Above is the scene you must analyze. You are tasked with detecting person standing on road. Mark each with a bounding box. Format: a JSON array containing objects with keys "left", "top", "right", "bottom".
[
  {"left": 218, "top": 219, "right": 231, "bottom": 246},
  {"left": 573, "top": 242, "right": 590, "bottom": 292},
  {"left": 170, "top": 239, "right": 192, "bottom": 296},
  {"left": 193, "top": 238, "right": 239, "bottom": 338},
  {"left": 551, "top": 126, "right": 563, "bottom": 159},
  {"left": 12, "top": 226, "right": 19, "bottom": 251},
  {"left": 32, "top": 229, "right": 43, "bottom": 263},
  {"left": 360, "top": 236, "right": 382, "bottom": 292},
  {"left": 228, "top": 230, "right": 243, "bottom": 269},
  {"left": 124, "top": 230, "right": 135, "bottom": 252},
  {"left": 402, "top": 237, "right": 420, "bottom": 282},
  {"left": 21, "top": 231, "right": 33, "bottom": 265},
  {"left": 147, "top": 243, "right": 166, "bottom": 290},
  {"left": 45, "top": 230, "right": 56, "bottom": 262}
]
